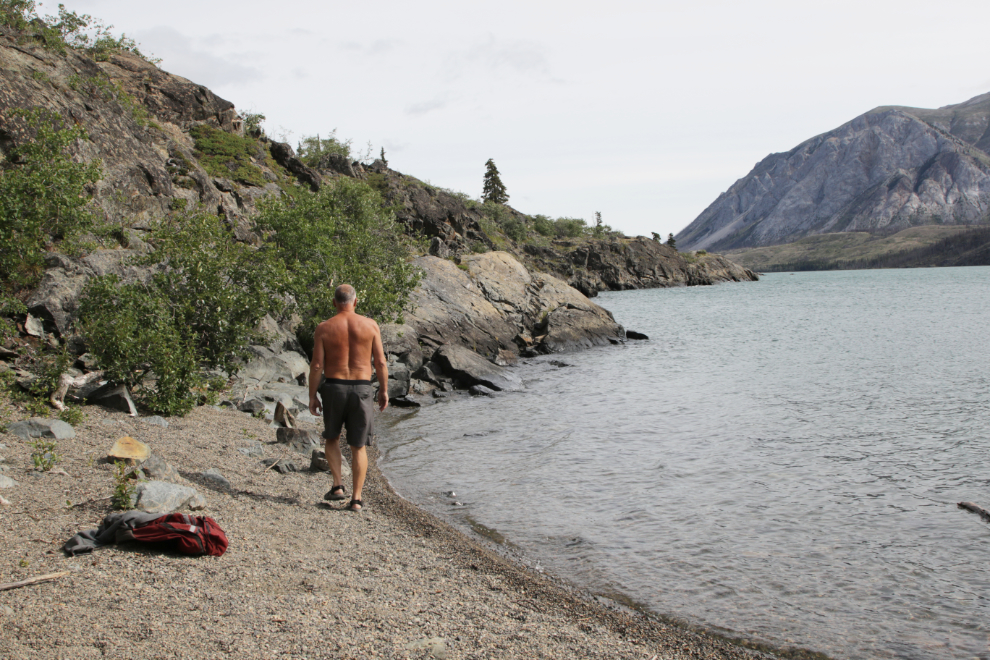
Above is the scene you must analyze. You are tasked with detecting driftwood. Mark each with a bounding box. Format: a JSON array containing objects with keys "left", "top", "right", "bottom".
[
  {"left": 0, "top": 571, "right": 70, "bottom": 592},
  {"left": 957, "top": 502, "right": 990, "bottom": 521},
  {"left": 51, "top": 371, "right": 103, "bottom": 411}
]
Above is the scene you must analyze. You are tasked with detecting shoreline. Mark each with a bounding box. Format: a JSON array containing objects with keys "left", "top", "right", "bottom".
[{"left": 1, "top": 403, "right": 783, "bottom": 659}]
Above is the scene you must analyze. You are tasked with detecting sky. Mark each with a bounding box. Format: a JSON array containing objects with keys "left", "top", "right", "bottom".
[{"left": 52, "top": 0, "right": 990, "bottom": 239}]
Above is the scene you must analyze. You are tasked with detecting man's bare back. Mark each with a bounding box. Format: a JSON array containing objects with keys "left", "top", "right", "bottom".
[
  {"left": 308, "top": 285, "right": 388, "bottom": 512},
  {"left": 308, "top": 302, "right": 388, "bottom": 414}
]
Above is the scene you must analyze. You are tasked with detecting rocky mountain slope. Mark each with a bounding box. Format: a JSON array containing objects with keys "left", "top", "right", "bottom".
[
  {"left": 1, "top": 27, "right": 756, "bottom": 405},
  {"left": 677, "top": 93, "right": 990, "bottom": 252}
]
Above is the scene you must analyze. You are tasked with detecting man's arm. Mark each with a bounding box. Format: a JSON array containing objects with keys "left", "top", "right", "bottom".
[
  {"left": 371, "top": 323, "right": 388, "bottom": 412},
  {"left": 308, "top": 324, "right": 326, "bottom": 416}
]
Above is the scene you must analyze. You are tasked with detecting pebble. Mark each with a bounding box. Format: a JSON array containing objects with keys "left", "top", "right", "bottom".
[
  {"left": 201, "top": 468, "right": 231, "bottom": 489},
  {"left": 0, "top": 494, "right": 10, "bottom": 506},
  {"left": 0, "top": 475, "right": 18, "bottom": 488},
  {"left": 141, "top": 415, "right": 170, "bottom": 428}
]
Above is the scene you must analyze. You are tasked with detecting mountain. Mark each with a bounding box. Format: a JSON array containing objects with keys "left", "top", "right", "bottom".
[{"left": 677, "top": 93, "right": 990, "bottom": 252}]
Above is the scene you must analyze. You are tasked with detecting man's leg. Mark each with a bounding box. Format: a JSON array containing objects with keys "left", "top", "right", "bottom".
[
  {"left": 325, "top": 434, "right": 344, "bottom": 490},
  {"left": 350, "top": 445, "right": 367, "bottom": 510}
]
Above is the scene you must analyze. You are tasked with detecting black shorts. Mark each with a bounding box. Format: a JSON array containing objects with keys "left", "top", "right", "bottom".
[{"left": 319, "top": 379, "right": 375, "bottom": 448}]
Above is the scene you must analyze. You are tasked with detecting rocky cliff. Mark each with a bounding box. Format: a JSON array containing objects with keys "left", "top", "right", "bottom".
[
  {"left": 1, "top": 27, "right": 755, "bottom": 406},
  {"left": 677, "top": 93, "right": 990, "bottom": 252}
]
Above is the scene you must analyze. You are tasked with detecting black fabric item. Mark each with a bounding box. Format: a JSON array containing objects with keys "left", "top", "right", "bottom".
[{"left": 63, "top": 511, "right": 162, "bottom": 556}]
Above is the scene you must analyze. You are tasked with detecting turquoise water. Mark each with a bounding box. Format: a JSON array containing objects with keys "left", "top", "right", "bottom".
[{"left": 378, "top": 267, "right": 990, "bottom": 659}]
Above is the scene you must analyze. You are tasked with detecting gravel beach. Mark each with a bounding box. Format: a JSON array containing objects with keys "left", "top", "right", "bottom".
[{"left": 0, "top": 404, "right": 777, "bottom": 660}]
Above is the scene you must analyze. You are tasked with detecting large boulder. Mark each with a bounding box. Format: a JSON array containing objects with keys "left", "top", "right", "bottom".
[
  {"left": 431, "top": 344, "right": 523, "bottom": 392},
  {"left": 132, "top": 481, "right": 205, "bottom": 513},
  {"left": 275, "top": 428, "right": 323, "bottom": 455}
]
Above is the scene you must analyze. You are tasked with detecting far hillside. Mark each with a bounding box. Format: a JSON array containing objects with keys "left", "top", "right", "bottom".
[{"left": 727, "top": 226, "right": 990, "bottom": 272}]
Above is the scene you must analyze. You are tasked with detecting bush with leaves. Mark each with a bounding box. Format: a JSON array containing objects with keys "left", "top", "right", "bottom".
[
  {"left": 0, "top": 108, "right": 100, "bottom": 296},
  {"left": 554, "top": 217, "right": 589, "bottom": 239},
  {"left": 0, "top": 0, "right": 156, "bottom": 61},
  {"left": 297, "top": 131, "right": 351, "bottom": 167},
  {"left": 254, "top": 178, "right": 420, "bottom": 345},
  {"left": 79, "top": 209, "right": 288, "bottom": 415}
]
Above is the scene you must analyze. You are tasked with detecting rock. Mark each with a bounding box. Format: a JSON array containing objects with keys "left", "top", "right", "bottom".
[
  {"left": 0, "top": 475, "right": 18, "bottom": 489},
  {"left": 269, "top": 141, "right": 322, "bottom": 192},
  {"left": 140, "top": 415, "right": 169, "bottom": 428},
  {"left": 88, "top": 383, "right": 138, "bottom": 416},
  {"left": 432, "top": 344, "right": 523, "bottom": 392},
  {"left": 412, "top": 361, "right": 444, "bottom": 385},
  {"left": 107, "top": 437, "right": 151, "bottom": 465},
  {"left": 24, "top": 313, "right": 45, "bottom": 337},
  {"left": 262, "top": 458, "right": 302, "bottom": 474},
  {"left": 136, "top": 454, "right": 179, "bottom": 482},
  {"left": 237, "top": 443, "right": 265, "bottom": 458},
  {"left": 187, "top": 493, "right": 207, "bottom": 510},
  {"left": 428, "top": 237, "right": 451, "bottom": 258},
  {"left": 275, "top": 428, "right": 323, "bottom": 455},
  {"left": 0, "top": 494, "right": 10, "bottom": 506},
  {"left": 132, "top": 481, "right": 204, "bottom": 513},
  {"left": 468, "top": 385, "right": 495, "bottom": 397},
  {"left": 274, "top": 401, "right": 296, "bottom": 428},
  {"left": 201, "top": 468, "right": 231, "bottom": 490},
  {"left": 404, "top": 637, "right": 447, "bottom": 660},
  {"left": 432, "top": 390, "right": 450, "bottom": 399},
  {"left": 5, "top": 418, "right": 75, "bottom": 441},
  {"left": 390, "top": 396, "right": 421, "bottom": 407},
  {"left": 239, "top": 398, "right": 266, "bottom": 415},
  {"left": 626, "top": 330, "right": 649, "bottom": 340}
]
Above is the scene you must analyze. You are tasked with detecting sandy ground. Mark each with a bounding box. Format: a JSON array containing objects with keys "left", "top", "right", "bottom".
[{"left": 0, "top": 404, "right": 777, "bottom": 660}]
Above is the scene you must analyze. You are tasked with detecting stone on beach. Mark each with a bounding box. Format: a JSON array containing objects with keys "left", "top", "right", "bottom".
[
  {"left": 404, "top": 637, "right": 447, "bottom": 659},
  {"left": 5, "top": 417, "right": 75, "bottom": 441},
  {"left": 108, "top": 437, "right": 150, "bottom": 465},
  {"left": 0, "top": 475, "right": 18, "bottom": 489},
  {"left": 141, "top": 415, "right": 170, "bottom": 428},
  {"left": 469, "top": 384, "right": 496, "bottom": 397},
  {"left": 132, "top": 481, "right": 206, "bottom": 513},
  {"left": 238, "top": 442, "right": 265, "bottom": 458},
  {"left": 139, "top": 454, "right": 179, "bottom": 481},
  {"left": 201, "top": 468, "right": 231, "bottom": 489},
  {"left": 275, "top": 428, "right": 322, "bottom": 455}
]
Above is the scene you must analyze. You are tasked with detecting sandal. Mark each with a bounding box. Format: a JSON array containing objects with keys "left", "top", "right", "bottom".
[
  {"left": 347, "top": 499, "right": 363, "bottom": 511},
  {"left": 324, "top": 485, "right": 346, "bottom": 501}
]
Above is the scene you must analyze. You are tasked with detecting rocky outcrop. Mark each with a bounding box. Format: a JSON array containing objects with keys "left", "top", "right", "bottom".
[
  {"left": 678, "top": 93, "right": 990, "bottom": 252},
  {"left": 401, "top": 252, "right": 625, "bottom": 360},
  {"left": 523, "top": 237, "right": 758, "bottom": 296}
]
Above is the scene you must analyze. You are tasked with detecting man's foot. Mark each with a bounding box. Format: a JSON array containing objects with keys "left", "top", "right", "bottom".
[
  {"left": 324, "top": 485, "right": 346, "bottom": 501},
  {"left": 347, "top": 499, "right": 363, "bottom": 511}
]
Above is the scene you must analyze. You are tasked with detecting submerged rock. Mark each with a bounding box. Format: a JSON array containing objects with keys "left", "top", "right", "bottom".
[{"left": 432, "top": 344, "right": 523, "bottom": 392}]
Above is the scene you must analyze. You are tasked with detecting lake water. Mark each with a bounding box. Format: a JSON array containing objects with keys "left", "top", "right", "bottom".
[{"left": 377, "top": 267, "right": 990, "bottom": 659}]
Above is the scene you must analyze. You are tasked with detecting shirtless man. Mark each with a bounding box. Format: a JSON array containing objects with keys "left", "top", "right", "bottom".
[{"left": 308, "top": 284, "right": 389, "bottom": 511}]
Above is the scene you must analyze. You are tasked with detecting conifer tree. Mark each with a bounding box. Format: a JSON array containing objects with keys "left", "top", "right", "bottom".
[
  {"left": 482, "top": 159, "right": 509, "bottom": 204},
  {"left": 666, "top": 233, "right": 677, "bottom": 250}
]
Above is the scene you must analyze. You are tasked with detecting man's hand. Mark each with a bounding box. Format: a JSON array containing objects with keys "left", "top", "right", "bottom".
[
  {"left": 310, "top": 396, "right": 322, "bottom": 417},
  {"left": 377, "top": 388, "right": 389, "bottom": 412}
]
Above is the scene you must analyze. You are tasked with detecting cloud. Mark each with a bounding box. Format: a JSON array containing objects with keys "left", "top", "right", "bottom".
[
  {"left": 135, "top": 26, "right": 263, "bottom": 88},
  {"left": 445, "top": 34, "right": 552, "bottom": 81},
  {"left": 405, "top": 98, "right": 448, "bottom": 117},
  {"left": 340, "top": 38, "right": 404, "bottom": 55}
]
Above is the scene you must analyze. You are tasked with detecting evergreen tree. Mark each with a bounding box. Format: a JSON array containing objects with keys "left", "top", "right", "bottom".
[
  {"left": 666, "top": 233, "right": 677, "bottom": 250},
  {"left": 380, "top": 147, "right": 388, "bottom": 168},
  {"left": 482, "top": 158, "right": 509, "bottom": 204},
  {"left": 593, "top": 211, "right": 604, "bottom": 238},
  {"left": 651, "top": 232, "right": 661, "bottom": 242}
]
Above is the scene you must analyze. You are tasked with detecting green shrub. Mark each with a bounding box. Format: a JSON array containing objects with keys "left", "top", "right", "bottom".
[
  {"left": 0, "top": 108, "right": 100, "bottom": 295},
  {"left": 532, "top": 215, "right": 554, "bottom": 237},
  {"left": 30, "top": 437, "right": 59, "bottom": 471},
  {"left": 0, "top": 1, "right": 156, "bottom": 62},
  {"left": 189, "top": 124, "right": 266, "bottom": 186},
  {"left": 554, "top": 217, "right": 588, "bottom": 239},
  {"left": 297, "top": 131, "right": 351, "bottom": 167},
  {"left": 26, "top": 346, "right": 73, "bottom": 402},
  {"left": 80, "top": 209, "right": 288, "bottom": 415},
  {"left": 111, "top": 460, "right": 135, "bottom": 510},
  {"left": 254, "top": 178, "right": 420, "bottom": 344}
]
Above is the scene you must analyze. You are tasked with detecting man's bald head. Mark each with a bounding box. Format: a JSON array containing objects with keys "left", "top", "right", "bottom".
[{"left": 334, "top": 284, "right": 356, "bottom": 307}]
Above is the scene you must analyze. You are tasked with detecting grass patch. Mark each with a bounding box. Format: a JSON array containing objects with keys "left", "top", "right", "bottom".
[{"left": 189, "top": 125, "right": 266, "bottom": 187}]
